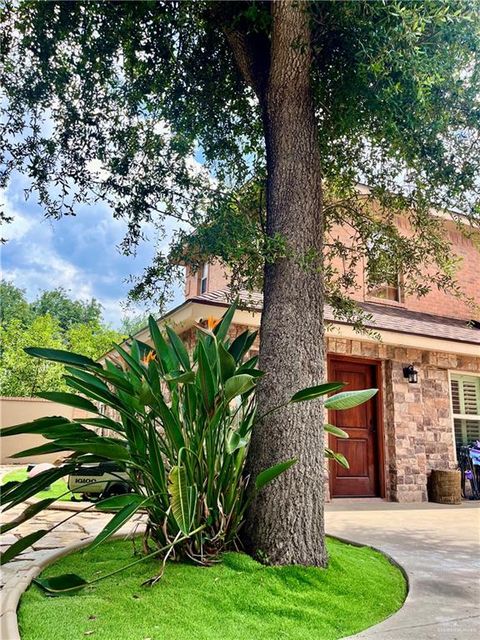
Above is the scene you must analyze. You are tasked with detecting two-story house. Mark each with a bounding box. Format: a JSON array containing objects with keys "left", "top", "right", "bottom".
[{"left": 125, "top": 213, "right": 480, "bottom": 503}]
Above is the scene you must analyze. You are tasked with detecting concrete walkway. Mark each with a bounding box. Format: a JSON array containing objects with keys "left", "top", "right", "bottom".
[{"left": 326, "top": 501, "right": 480, "bottom": 639}]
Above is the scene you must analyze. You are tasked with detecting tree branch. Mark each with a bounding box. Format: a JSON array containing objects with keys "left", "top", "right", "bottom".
[
  {"left": 223, "top": 27, "right": 270, "bottom": 111},
  {"left": 208, "top": 0, "right": 271, "bottom": 115}
]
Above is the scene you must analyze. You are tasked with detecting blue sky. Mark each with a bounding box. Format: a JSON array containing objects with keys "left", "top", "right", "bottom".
[{"left": 1, "top": 172, "right": 185, "bottom": 328}]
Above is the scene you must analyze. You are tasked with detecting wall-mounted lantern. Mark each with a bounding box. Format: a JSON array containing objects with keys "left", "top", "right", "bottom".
[{"left": 403, "top": 364, "right": 418, "bottom": 384}]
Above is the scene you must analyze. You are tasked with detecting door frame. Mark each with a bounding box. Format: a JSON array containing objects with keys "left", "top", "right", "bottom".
[{"left": 327, "top": 354, "right": 386, "bottom": 499}]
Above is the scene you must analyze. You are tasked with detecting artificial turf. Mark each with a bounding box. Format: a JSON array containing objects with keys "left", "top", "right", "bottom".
[
  {"left": 18, "top": 537, "right": 406, "bottom": 640},
  {"left": 1, "top": 467, "right": 72, "bottom": 501}
]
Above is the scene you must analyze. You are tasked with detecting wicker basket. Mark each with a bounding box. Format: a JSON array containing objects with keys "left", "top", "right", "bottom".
[{"left": 428, "top": 469, "right": 462, "bottom": 505}]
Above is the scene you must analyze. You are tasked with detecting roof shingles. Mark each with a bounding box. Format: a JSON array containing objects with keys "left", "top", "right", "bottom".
[{"left": 191, "top": 289, "right": 480, "bottom": 345}]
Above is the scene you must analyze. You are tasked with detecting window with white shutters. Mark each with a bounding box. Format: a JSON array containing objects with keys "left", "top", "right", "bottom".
[{"left": 450, "top": 374, "right": 480, "bottom": 448}]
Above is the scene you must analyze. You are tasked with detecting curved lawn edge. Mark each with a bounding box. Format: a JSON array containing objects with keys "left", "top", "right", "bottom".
[
  {"left": 327, "top": 533, "right": 410, "bottom": 595},
  {"left": 1, "top": 533, "right": 125, "bottom": 640},
  {"left": 3, "top": 534, "right": 408, "bottom": 640}
]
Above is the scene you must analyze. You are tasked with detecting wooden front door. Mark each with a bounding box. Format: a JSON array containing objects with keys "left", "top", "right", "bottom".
[{"left": 328, "top": 357, "right": 381, "bottom": 498}]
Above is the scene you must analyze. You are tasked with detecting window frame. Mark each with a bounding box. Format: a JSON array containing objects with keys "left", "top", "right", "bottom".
[
  {"left": 199, "top": 263, "right": 209, "bottom": 294},
  {"left": 365, "top": 271, "right": 404, "bottom": 305},
  {"left": 448, "top": 370, "right": 480, "bottom": 459}
]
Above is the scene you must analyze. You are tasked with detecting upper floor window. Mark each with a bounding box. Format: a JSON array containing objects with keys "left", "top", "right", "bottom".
[
  {"left": 364, "top": 232, "right": 403, "bottom": 304},
  {"left": 367, "top": 273, "right": 403, "bottom": 303},
  {"left": 450, "top": 373, "right": 480, "bottom": 449},
  {"left": 199, "top": 263, "right": 209, "bottom": 294}
]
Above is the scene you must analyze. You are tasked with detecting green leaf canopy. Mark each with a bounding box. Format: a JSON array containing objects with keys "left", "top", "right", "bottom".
[{"left": 0, "top": 2, "right": 478, "bottom": 310}]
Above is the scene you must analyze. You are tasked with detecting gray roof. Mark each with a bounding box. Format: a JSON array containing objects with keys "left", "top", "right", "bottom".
[{"left": 190, "top": 289, "right": 480, "bottom": 345}]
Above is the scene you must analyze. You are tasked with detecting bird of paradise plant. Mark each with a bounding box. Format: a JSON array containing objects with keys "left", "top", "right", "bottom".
[{"left": 0, "top": 301, "right": 376, "bottom": 594}]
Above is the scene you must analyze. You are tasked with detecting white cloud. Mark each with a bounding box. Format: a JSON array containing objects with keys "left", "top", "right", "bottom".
[
  {"left": 0, "top": 191, "right": 34, "bottom": 241},
  {"left": 1, "top": 169, "right": 186, "bottom": 329},
  {"left": 2, "top": 250, "right": 94, "bottom": 302},
  {"left": 85, "top": 158, "right": 112, "bottom": 181}
]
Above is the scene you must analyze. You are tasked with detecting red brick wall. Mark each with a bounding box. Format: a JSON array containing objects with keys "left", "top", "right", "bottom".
[
  {"left": 405, "top": 220, "right": 479, "bottom": 320},
  {"left": 184, "top": 260, "right": 230, "bottom": 299},
  {"left": 191, "top": 217, "right": 479, "bottom": 321},
  {"left": 327, "top": 216, "right": 479, "bottom": 321}
]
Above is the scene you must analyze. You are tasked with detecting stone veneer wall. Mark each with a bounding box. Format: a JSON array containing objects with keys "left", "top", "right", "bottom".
[
  {"left": 180, "top": 324, "right": 480, "bottom": 502},
  {"left": 326, "top": 336, "right": 480, "bottom": 502}
]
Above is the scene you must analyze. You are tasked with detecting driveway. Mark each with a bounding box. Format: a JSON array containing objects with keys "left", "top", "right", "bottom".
[{"left": 326, "top": 501, "right": 480, "bottom": 640}]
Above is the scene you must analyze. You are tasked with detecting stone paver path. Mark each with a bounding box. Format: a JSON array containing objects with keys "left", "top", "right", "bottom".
[
  {"left": 0, "top": 501, "right": 111, "bottom": 590},
  {"left": 326, "top": 500, "right": 480, "bottom": 640},
  {"left": 0, "top": 465, "right": 111, "bottom": 591}
]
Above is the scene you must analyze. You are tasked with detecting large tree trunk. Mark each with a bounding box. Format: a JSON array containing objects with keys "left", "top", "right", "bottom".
[{"left": 244, "top": 1, "right": 327, "bottom": 566}]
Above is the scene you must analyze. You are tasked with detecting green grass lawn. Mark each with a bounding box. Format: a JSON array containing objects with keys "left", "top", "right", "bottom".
[
  {"left": 1, "top": 467, "right": 72, "bottom": 501},
  {"left": 18, "top": 537, "right": 406, "bottom": 640}
]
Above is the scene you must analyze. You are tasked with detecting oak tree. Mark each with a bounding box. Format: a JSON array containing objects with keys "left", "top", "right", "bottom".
[{"left": 1, "top": 0, "right": 479, "bottom": 565}]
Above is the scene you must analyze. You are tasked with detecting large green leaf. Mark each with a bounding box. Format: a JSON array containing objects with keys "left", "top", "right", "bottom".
[
  {"left": 98, "top": 365, "right": 135, "bottom": 393},
  {"left": 166, "top": 325, "right": 191, "bottom": 371},
  {"left": 112, "top": 342, "right": 145, "bottom": 379},
  {"left": 324, "top": 389, "right": 378, "bottom": 410},
  {"left": 75, "top": 416, "right": 124, "bottom": 434},
  {"left": 24, "top": 347, "right": 102, "bottom": 370},
  {"left": 224, "top": 374, "right": 256, "bottom": 403},
  {"left": 0, "top": 416, "right": 71, "bottom": 437},
  {"left": 34, "top": 573, "right": 88, "bottom": 596},
  {"left": 218, "top": 342, "right": 236, "bottom": 382},
  {"left": 242, "top": 331, "right": 258, "bottom": 357},
  {"left": 155, "top": 396, "right": 185, "bottom": 452},
  {"left": 94, "top": 493, "right": 142, "bottom": 512},
  {"left": 11, "top": 438, "right": 130, "bottom": 462},
  {"left": 10, "top": 442, "right": 72, "bottom": 458},
  {"left": 89, "top": 495, "right": 148, "bottom": 550},
  {"left": 228, "top": 331, "right": 249, "bottom": 363},
  {"left": 325, "top": 448, "right": 350, "bottom": 469},
  {"left": 148, "top": 424, "right": 167, "bottom": 495},
  {"left": 168, "top": 465, "right": 196, "bottom": 534},
  {"left": 36, "top": 391, "right": 98, "bottom": 414},
  {"left": 2, "top": 465, "right": 74, "bottom": 510},
  {"left": 290, "top": 382, "right": 346, "bottom": 403},
  {"left": 134, "top": 339, "right": 157, "bottom": 363},
  {"left": 164, "top": 370, "right": 196, "bottom": 384},
  {"left": 213, "top": 298, "right": 238, "bottom": 341},
  {"left": 64, "top": 376, "right": 123, "bottom": 411},
  {"left": 254, "top": 459, "right": 297, "bottom": 491},
  {"left": 226, "top": 430, "right": 248, "bottom": 455},
  {"left": 227, "top": 329, "right": 258, "bottom": 364},
  {"left": 148, "top": 316, "right": 174, "bottom": 373},
  {"left": 3, "top": 419, "right": 96, "bottom": 442},
  {"left": 0, "top": 529, "right": 49, "bottom": 565},
  {"left": 64, "top": 366, "right": 110, "bottom": 392},
  {"left": 324, "top": 423, "right": 349, "bottom": 439},
  {"left": 197, "top": 340, "right": 216, "bottom": 410}
]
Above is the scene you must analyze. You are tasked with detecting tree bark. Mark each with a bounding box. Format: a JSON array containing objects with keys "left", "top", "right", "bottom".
[{"left": 244, "top": 0, "right": 327, "bottom": 566}]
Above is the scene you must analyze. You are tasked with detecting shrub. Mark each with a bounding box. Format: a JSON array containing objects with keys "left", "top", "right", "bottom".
[{"left": 0, "top": 301, "right": 376, "bottom": 592}]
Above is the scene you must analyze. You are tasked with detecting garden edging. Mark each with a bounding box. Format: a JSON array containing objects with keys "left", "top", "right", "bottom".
[
  {"left": 0, "top": 533, "right": 409, "bottom": 640},
  {"left": 0, "top": 533, "right": 126, "bottom": 640}
]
